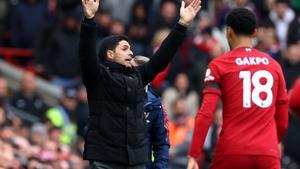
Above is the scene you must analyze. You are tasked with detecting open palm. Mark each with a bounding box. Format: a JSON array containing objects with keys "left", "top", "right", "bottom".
[
  {"left": 179, "top": 0, "right": 201, "bottom": 25},
  {"left": 81, "top": 0, "right": 100, "bottom": 19}
]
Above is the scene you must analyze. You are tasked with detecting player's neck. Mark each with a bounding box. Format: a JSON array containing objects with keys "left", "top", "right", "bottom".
[{"left": 230, "top": 36, "right": 253, "bottom": 50}]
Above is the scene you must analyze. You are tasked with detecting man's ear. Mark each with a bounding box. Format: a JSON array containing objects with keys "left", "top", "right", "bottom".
[
  {"left": 252, "top": 28, "right": 257, "bottom": 38},
  {"left": 226, "top": 26, "right": 232, "bottom": 38},
  {"left": 106, "top": 50, "right": 114, "bottom": 60}
]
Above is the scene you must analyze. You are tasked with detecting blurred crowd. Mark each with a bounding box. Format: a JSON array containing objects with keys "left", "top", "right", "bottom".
[{"left": 0, "top": 0, "right": 300, "bottom": 168}]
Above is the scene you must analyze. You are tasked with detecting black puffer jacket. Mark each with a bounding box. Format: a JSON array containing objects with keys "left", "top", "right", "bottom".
[{"left": 79, "top": 20, "right": 186, "bottom": 165}]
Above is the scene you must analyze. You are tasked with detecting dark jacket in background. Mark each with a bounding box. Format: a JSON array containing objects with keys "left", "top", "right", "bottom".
[
  {"left": 144, "top": 86, "right": 169, "bottom": 169},
  {"left": 78, "top": 20, "right": 186, "bottom": 165},
  {"left": 10, "top": 91, "right": 47, "bottom": 122},
  {"left": 45, "top": 29, "right": 81, "bottom": 79},
  {"left": 10, "top": 0, "right": 47, "bottom": 48}
]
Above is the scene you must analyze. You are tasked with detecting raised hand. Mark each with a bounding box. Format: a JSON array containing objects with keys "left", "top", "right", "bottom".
[
  {"left": 81, "top": 0, "right": 100, "bottom": 19},
  {"left": 179, "top": 0, "right": 201, "bottom": 26}
]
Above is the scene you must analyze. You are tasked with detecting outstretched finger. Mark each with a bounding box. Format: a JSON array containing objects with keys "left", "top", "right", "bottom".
[
  {"left": 193, "top": 0, "right": 201, "bottom": 12},
  {"left": 192, "top": 0, "right": 200, "bottom": 9},
  {"left": 180, "top": 1, "right": 185, "bottom": 11},
  {"left": 189, "top": 0, "right": 197, "bottom": 8},
  {"left": 195, "top": 4, "right": 201, "bottom": 13}
]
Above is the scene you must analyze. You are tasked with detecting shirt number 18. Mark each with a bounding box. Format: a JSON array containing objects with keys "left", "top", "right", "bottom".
[{"left": 239, "top": 70, "right": 274, "bottom": 108}]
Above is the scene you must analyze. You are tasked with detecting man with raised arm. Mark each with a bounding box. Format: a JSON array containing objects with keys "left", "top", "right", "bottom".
[{"left": 79, "top": 0, "right": 201, "bottom": 168}]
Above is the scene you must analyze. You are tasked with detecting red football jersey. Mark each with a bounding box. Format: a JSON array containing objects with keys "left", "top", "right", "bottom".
[
  {"left": 202, "top": 47, "right": 288, "bottom": 158},
  {"left": 289, "top": 77, "right": 300, "bottom": 114}
]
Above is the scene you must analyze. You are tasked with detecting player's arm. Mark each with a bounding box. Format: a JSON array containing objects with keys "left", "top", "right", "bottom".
[
  {"left": 289, "top": 77, "right": 300, "bottom": 115},
  {"left": 275, "top": 70, "right": 289, "bottom": 142},
  {"left": 79, "top": 0, "right": 101, "bottom": 86},
  {"left": 187, "top": 83, "right": 221, "bottom": 169}
]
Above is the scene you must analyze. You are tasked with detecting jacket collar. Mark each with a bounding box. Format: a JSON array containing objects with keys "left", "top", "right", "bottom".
[
  {"left": 144, "top": 86, "right": 162, "bottom": 111},
  {"left": 104, "top": 61, "right": 134, "bottom": 74}
]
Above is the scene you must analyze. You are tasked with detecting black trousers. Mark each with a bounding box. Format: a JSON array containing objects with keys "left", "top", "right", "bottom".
[{"left": 89, "top": 161, "right": 146, "bottom": 169}]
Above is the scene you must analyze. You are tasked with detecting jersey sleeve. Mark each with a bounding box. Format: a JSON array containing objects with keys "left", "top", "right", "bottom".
[
  {"left": 188, "top": 92, "right": 220, "bottom": 159},
  {"left": 203, "top": 61, "right": 222, "bottom": 96},
  {"left": 289, "top": 77, "right": 300, "bottom": 114}
]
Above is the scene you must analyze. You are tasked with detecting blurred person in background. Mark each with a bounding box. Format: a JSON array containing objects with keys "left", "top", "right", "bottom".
[
  {"left": 10, "top": 135, "right": 31, "bottom": 167},
  {"left": 179, "top": 12, "right": 224, "bottom": 96},
  {"left": 47, "top": 126, "right": 62, "bottom": 145},
  {"left": 109, "top": 19, "right": 126, "bottom": 36},
  {"left": 186, "top": 24, "right": 224, "bottom": 95},
  {"left": 94, "top": 9, "right": 112, "bottom": 40},
  {"left": 281, "top": 41, "right": 300, "bottom": 89},
  {"left": 169, "top": 97, "right": 194, "bottom": 169},
  {"left": 43, "top": 8, "right": 82, "bottom": 88},
  {"left": 46, "top": 87, "right": 78, "bottom": 145},
  {"left": 255, "top": 21, "right": 281, "bottom": 62},
  {"left": 38, "top": 139, "right": 59, "bottom": 164},
  {"left": 251, "top": 0, "right": 276, "bottom": 22},
  {"left": 148, "top": 0, "right": 179, "bottom": 43},
  {"left": 129, "top": 1, "right": 148, "bottom": 33},
  {"left": 10, "top": 0, "right": 48, "bottom": 48},
  {"left": 165, "top": 12, "right": 221, "bottom": 81},
  {"left": 0, "top": 140, "right": 15, "bottom": 168},
  {"left": 29, "top": 123, "right": 48, "bottom": 147},
  {"left": 128, "top": 1, "right": 149, "bottom": 56},
  {"left": 33, "top": 3, "right": 59, "bottom": 78},
  {"left": 162, "top": 73, "right": 199, "bottom": 118},
  {"left": 10, "top": 115, "right": 25, "bottom": 136},
  {"left": 27, "top": 157, "right": 43, "bottom": 169},
  {"left": 146, "top": 28, "right": 172, "bottom": 95},
  {"left": 75, "top": 85, "right": 88, "bottom": 137},
  {"left": 10, "top": 71, "right": 48, "bottom": 123},
  {"left": 100, "top": 0, "right": 135, "bottom": 24},
  {"left": 0, "top": 124, "right": 15, "bottom": 142},
  {"left": 287, "top": 8, "right": 300, "bottom": 46},
  {"left": 206, "top": 0, "right": 230, "bottom": 29},
  {"left": 0, "top": 125, "right": 26, "bottom": 168},
  {"left": 230, "top": 0, "right": 262, "bottom": 23},
  {"left": 190, "top": 12, "right": 225, "bottom": 52},
  {"left": 269, "top": 0, "right": 295, "bottom": 49}
]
